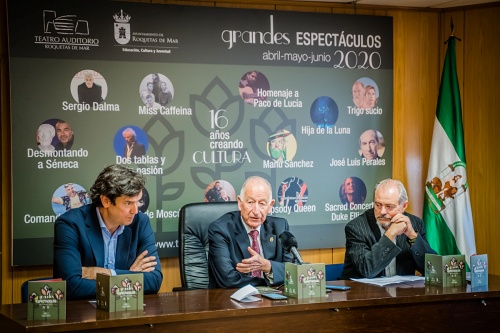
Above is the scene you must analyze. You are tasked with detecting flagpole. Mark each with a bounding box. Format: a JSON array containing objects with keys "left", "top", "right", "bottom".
[{"left": 445, "top": 16, "right": 461, "bottom": 44}]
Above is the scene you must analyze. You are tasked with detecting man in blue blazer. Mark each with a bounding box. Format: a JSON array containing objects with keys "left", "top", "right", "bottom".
[
  {"left": 208, "top": 176, "right": 293, "bottom": 288},
  {"left": 53, "top": 164, "right": 163, "bottom": 300},
  {"left": 340, "top": 179, "right": 436, "bottom": 279}
]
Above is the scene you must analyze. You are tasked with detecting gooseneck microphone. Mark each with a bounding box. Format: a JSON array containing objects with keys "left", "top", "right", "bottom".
[{"left": 278, "top": 231, "right": 305, "bottom": 265}]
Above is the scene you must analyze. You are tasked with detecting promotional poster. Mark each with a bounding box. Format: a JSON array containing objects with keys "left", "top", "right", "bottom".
[{"left": 8, "top": 0, "right": 393, "bottom": 265}]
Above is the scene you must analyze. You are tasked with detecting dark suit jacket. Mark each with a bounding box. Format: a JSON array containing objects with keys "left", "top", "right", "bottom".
[
  {"left": 123, "top": 142, "right": 146, "bottom": 158},
  {"left": 77, "top": 82, "right": 103, "bottom": 104},
  {"left": 208, "top": 211, "right": 293, "bottom": 288},
  {"left": 340, "top": 208, "right": 436, "bottom": 279},
  {"left": 53, "top": 204, "right": 163, "bottom": 300}
]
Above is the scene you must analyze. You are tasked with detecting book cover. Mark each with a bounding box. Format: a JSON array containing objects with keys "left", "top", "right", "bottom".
[
  {"left": 96, "top": 273, "right": 144, "bottom": 312},
  {"left": 27, "top": 279, "right": 66, "bottom": 320},
  {"left": 470, "top": 254, "right": 488, "bottom": 290},
  {"left": 283, "top": 263, "right": 326, "bottom": 298},
  {"left": 425, "top": 254, "right": 466, "bottom": 287}
]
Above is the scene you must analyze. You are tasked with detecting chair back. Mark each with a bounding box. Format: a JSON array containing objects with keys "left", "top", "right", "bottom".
[
  {"left": 325, "top": 263, "right": 345, "bottom": 281},
  {"left": 178, "top": 201, "right": 238, "bottom": 289}
]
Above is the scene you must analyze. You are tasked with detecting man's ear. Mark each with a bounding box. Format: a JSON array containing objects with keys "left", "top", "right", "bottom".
[
  {"left": 401, "top": 201, "right": 408, "bottom": 212},
  {"left": 267, "top": 199, "right": 275, "bottom": 214},
  {"left": 101, "top": 195, "right": 110, "bottom": 208},
  {"left": 237, "top": 196, "right": 243, "bottom": 211}
]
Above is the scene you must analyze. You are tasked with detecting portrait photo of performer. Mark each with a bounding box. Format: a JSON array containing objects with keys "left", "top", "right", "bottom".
[
  {"left": 122, "top": 127, "right": 146, "bottom": 159},
  {"left": 52, "top": 183, "right": 90, "bottom": 216},
  {"left": 359, "top": 129, "right": 385, "bottom": 160},
  {"left": 238, "top": 70, "right": 270, "bottom": 105},
  {"left": 113, "top": 125, "right": 149, "bottom": 159},
  {"left": 277, "top": 176, "right": 308, "bottom": 208},
  {"left": 139, "top": 73, "right": 174, "bottom": 106},
  {"left": 339, "top": 176, "right": 367, "bottom": 205},
  {"left": 310, "top": 95, "right": 339, "bottom": 129},
  {"left": 204, "top": 180, "right": 236, "bottom": 202},
  {"left": 70, "top": 69, "right": 107, "bottom": 104},
  {"left": 352, "top": 77, "right": 380, "bottom": 109},
  {"left": 266, "top": 129, "right": 298, "bottom": 163}
]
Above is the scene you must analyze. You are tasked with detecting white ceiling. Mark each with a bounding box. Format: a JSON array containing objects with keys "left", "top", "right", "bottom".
[{"left": 297, "top": 0, "right": 499, "bottom": 9}]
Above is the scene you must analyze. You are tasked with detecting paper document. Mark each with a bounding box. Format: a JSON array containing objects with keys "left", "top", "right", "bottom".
[
  {"left": 352, "top": 275, "right": 424, "bottom": 287},
  {"left": 230, "top": 285, "right": 261, "bottom": 302}
]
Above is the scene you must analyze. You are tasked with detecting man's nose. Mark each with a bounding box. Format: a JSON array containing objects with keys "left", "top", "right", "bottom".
[
  {"left": 130, "top": 203, "right": 139, "bottom": 214},
  {"left": 250, "top": 203, "right": 261, "bottom": 214}
]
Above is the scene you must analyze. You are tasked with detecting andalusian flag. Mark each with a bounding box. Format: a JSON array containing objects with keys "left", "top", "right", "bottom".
[{"left": 423, "top": 37, "right": 476, "bottom": 266}]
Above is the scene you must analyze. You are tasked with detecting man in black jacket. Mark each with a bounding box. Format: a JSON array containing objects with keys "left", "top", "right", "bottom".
[{"left": 341, "top": 179, "right": 436, "bottom": 279}]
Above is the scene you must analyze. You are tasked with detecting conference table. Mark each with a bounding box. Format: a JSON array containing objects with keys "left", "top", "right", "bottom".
[{"left": 2, "top": 275, "right": 500, "bottom": 332}]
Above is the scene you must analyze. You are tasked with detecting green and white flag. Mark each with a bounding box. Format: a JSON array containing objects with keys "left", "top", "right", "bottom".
[{"left": 423, "top": 37, "right": 476, "bottom": 267}]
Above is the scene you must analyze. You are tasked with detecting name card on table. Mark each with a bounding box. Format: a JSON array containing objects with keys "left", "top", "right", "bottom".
[
  {"left": 96, "top": 273, "right": 144, "bottom": 312},
  {"left": 470, "top": 254, "right": 488, "bottom": 291},
  {"left": 230, "top": 284, "right": 261, "bottom": 302},
  {"left": 283, "top": 262, "right": 326, "bottom": 299},
  {"left": 425, "top": 254, "right": 466, "bottom": 287},
  {"left": 27, "top": 279, "right": 66, "bottom": 320}
]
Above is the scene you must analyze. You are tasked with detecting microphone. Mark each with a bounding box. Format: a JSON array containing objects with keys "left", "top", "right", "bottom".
[{"left": 278, "top": 231, "right": 305, "bottom": 265}]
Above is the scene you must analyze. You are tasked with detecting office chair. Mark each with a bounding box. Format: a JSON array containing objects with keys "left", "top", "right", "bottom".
[
  {"left": 325, "top": 263, "right": 345, "bottom": 281},
  {"left": 177, "top": 201, "right": 238, "bottom": 290}
]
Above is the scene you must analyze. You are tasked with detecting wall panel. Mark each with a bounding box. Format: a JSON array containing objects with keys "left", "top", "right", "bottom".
[
  {"left": 392, "top": 10, "right": 440, "bottom": 214},
  {"left": 461, "top": 7, "right": 500, "bottom": 274}
]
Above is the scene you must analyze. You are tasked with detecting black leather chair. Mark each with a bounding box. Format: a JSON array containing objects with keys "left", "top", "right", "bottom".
[{"left": 177, "top": 201, "right": 238, "bottom": 290}]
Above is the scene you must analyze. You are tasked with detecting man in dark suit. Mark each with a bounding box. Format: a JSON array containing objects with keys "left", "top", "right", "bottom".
[
  {"left": 208, "top": 176, "right": 293, "bottom": 288},
  {"left": 53, "top": 164, "right": 162, "bottom": 300},
  {"left": 340, "top": 179, "right": 436, "bottom": 279},
  {"left": 122, "top": 127, "right": 146, "bottom": 159},
  {"left": 77, "top": 71, "right": 103, "bottom": 104}
]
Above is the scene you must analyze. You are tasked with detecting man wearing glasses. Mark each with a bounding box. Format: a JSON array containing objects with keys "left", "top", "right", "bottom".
[
  {"left": 208, "top": 176, "right": 294, "bottom": 288},
  {"left": 340, "top": 179, "right": 436, "bottom": 279}
]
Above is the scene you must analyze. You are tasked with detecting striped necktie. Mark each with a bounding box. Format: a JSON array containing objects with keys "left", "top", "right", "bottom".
[{"left": 249, "top": 230, "right": 261, "bottom": 277}]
